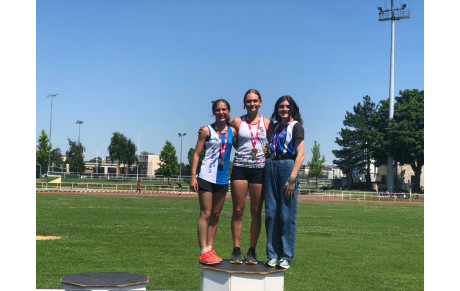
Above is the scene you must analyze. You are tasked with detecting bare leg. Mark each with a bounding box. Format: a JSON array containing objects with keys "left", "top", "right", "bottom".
[
  {"left": 197, "top": 191, "right": 212, "bottom": 250},
  {"left": 231, "top": 180, "right": 248, "bottom": 247},
  {"left": 206, "top": 192, "right": 227, "bottom": 247},
  {"left": 248, "top": 183, "right": 263, "bottom": 248}
]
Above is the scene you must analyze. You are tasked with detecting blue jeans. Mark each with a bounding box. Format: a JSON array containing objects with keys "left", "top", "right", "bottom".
[{"left": 263, "top": 158, "right": 298, "bottom": 262}]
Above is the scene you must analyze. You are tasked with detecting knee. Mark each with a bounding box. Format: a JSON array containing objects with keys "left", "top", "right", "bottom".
[
  {"left": 250, "top": 207, "right": 262, "bottom": 218},
  {"left": 210, "top": 211, "right": 221, "bottom": 220},
  {"left": 200, "top": 210, "right": 211, "bottom": 221},
  {"left": 232, "top": 208, "right": 244, "bottom": 220}
]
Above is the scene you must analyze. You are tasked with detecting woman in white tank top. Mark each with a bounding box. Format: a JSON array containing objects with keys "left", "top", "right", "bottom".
[{"left": 229, "top": 89, "right": 274, "bottom": 264}]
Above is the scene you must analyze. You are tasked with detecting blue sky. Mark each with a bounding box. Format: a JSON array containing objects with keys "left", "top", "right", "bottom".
[{"left": 36, "top": 0, "right": 424, "bottom": 164}]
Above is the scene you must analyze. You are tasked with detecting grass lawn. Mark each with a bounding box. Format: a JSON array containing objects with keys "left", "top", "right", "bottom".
[{"left": 36, "top": 193, "right": 423, "bottom": 290}]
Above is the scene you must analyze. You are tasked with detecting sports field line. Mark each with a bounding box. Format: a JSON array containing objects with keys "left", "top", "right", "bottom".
[{"left": 35, "top": 190, "right": 423, "bottom": 204}]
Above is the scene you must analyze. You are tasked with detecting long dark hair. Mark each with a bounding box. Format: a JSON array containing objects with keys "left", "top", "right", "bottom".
[
  {"left": 212, "top": 99, "right": 231, "bottom": 125},
  {"left": 271, "top": 95, "right": 303, "bottom": 125},
  {"left": 243, "top": 89, "right": 261, "bottom": 109}
]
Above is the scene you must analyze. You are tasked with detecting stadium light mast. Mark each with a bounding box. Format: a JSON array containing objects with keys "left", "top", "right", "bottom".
[
  {"left": 178, "top": 132, "right": 186, "bottom": 180},
  {"left": 378, "top": 0, "right": 409, "bottom": 193},
  {"left": 137, "top": 133, "right": 140, "bottom": 180},
  {"left": 47, "top": 93, "right": 58, "bottom": 174},
  {"left": 76, "top": 120, "right": 83, "bottom": 144}
]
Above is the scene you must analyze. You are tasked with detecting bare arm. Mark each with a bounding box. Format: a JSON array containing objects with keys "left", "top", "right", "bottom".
[
  {"left": 231, "top": 127, "right": 237, "bottom": 148},
  {"left": 265, "top": 117, "right": 274, "bottom": 141},
  {"left": 230, "top": 117, "right": 241, "bottom": 149},
  {"left": 284, "top": 140, "right": 305, "bottom": 199},
  {"left": 190, "top": 127, "right": 209, "bottom": 192}
]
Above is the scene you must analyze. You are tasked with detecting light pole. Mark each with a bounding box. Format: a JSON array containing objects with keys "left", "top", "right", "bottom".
[
  {"left": 178, "top": 132, "right": 186, "bottom": 180},
  {"left": 378, "top": 1, "right": 409, "bottom": 193},
  {"left": 76, "top": 120, "right": 83, "bottom": 144},
  {"left": 47, "top": 93, "right": 58, "bottom": 174}
]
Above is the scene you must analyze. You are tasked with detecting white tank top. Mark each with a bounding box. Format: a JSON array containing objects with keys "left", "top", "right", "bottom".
[
  {"left": 233, "top": 114, "right": 267, "bottom": 168},
  {"left": 198, "top": 125, "right": 233, "bottom": 184}
]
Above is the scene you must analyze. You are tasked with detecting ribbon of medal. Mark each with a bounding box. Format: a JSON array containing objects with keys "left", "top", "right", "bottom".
[
  {"left": 271, "top": 118, "right": 292, "bottom": 159},
  {"left": 246, "top": 115, "right": 261, "bottom": 156},
  {"left": 214, "top": 124, "right": 228, "bottom": 166}
]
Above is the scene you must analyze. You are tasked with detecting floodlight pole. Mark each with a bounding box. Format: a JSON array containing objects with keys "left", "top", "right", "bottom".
[
  {"left": 178, "top": 132, "right": 186, "bottom": 180},
  {"left": 378, "top": 0, "right": 409, "bottom": 193},
  {"left": 137, "top": 133, "right": 140, "bottom": 180},
  {"left": 76, "top": 120, "right": 83, "bottom": 143},
  {"left": 47, "top": 93, "right": 58, "bottom": 174}
]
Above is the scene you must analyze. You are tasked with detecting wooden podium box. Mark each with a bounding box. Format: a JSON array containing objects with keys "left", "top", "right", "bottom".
[{"left": 200, "top": 260, "right": 285, "bottom": 291}]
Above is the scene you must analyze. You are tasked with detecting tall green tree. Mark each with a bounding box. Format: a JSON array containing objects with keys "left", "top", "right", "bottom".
[
  {"left": 50, "top": 148, "right": 64, "bottom": 170},
  {"left": 333, "top": 95, "right": 376, "bottom": 189},
  {"left": 156, "top": 140, "right": 179, "bottom": 184},
  {"left": 36, "top": 129, "right": 52, "bottom": 172},
  {"left": 107, "top": 132, "right": 137, "bottom": 177},
  {"left": 307, "top": 140, "right": 326, "bottom": 187},
  {"left": 125, "top": 139, "right": 138, "bottom": 176},
  {"left": 370, "top": 99, "right": 390, "bottom": 167},
  {"left": 66, "top": 138, "right": 85, "bottom": 174},
  {"left": 389, "top": 89, "right": 424, "bottom": 192}
]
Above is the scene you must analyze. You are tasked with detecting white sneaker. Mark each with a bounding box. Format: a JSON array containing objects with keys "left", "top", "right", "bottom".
[{"left": 277, "top": 259, "right": 290, "bottom": 269}]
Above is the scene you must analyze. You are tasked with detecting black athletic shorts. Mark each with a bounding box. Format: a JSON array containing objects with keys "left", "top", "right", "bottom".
[
  {"left": 230, "top": 166, "right": 264, "bottom": 184},
  {"left": 197, "top": 178, "right": 229, "bottom": 193}
]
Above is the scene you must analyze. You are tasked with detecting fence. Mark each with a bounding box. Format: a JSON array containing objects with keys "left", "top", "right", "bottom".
[
  {"left": 298, "top": 189, "right": 424, "bottom": 202},
  {"left": 36, "top": 182, "right": 187, "bottom": 193},
  {"left": 36, "top": 182, "right": 424, "bottom": 202}
]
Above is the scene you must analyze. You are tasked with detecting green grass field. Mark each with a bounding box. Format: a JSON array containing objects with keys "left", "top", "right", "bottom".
[{"left": 36, "top": 193, "right": 423, "bottom": 290}]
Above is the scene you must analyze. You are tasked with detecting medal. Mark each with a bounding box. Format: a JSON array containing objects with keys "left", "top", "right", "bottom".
[
  {"left": 214, "top": 124, "right": 228, "bottom": 166},
  {"left": 270, "top": 118, "right": 292, "bottom": 159},
  {"left": 246, "top": 115, "right": 261, "bottom": 157}
]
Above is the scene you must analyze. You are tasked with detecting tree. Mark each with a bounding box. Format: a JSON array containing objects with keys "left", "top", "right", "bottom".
[
  {"left": 89, "top": 156, "right": 103, "bottom": 164},
  {"left": 66, "top": 138, "right": 85, "bottom": 174},
  {"left": 333, "top": 95, "right": 376, "bottom": 189},
  {"left": 125, "top": 139, "right": 138, "bottom": 176},
  {"left": 50, "top": 148, "right": 64, "bottom": 170},
  {"left": 156, "top": 140, "right": 179, "bottom": 184},
  {"left": 107, "top": 132, "right": 138, "bottom": 177},
  {"left": 389, "top": 89, "right": 424, "bottom": 192},
  {"left": 370, "top": 99, "right": 390, "bottom": 167},
  {"left": 307, "top": 140, "right": 326, "bottom": 187},
  {"left": 36, "top": 129, "right": 52, "bottom": 172}
]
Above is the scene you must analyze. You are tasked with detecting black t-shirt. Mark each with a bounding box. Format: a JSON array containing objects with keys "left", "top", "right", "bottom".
[{"left": 292, "top": 123, "right": 304, "bottom": 147}]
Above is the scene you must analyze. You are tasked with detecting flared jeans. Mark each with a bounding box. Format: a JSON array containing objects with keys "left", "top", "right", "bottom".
[{"left": 263, "top": 158, "right": 298, "bottom": 262}]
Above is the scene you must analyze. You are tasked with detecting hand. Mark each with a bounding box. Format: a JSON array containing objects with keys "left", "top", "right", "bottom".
[
  {"left": 284, "top": 181, "right": 296, "bottom": 199},
  {"left": 263, "top": 144, "right": 270, "bottom": 157},
  {"left": 190, "top": 178, "right": 198, "bottom": 192},
  {"left": 198, "top": 126, "right": 206, "bottom": 136}
]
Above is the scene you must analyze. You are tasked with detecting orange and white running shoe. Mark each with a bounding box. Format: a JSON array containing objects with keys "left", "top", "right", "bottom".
[
  {"left": 208, "top": 250, "right": 223, "bottom": 262},
  {"left": 199, "top": 250, "right": 221, "bottom": 265}
]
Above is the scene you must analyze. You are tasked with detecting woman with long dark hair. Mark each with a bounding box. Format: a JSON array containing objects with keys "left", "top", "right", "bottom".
[
  {"left": 190, "top": 99, "right": 237, "bottom": 265},
  {"left": 263, "top": 95, "right": 305, "bottom": 270}
]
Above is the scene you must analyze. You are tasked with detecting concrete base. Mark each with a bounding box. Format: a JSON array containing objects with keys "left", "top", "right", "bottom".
[
  {"left": 200, "top": 260, "right": 285, "bottom": 291},
  {"left": 60, "top": 272, "right": 148, "bottom": 290}
]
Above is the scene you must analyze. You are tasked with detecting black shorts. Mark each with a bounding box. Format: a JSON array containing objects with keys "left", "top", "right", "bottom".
[
  {"left": 197, "top": 178, "right": 229, "bottom": 193},
  {"left": 230, "top": 166, "right": 264, "bottom": 184}
]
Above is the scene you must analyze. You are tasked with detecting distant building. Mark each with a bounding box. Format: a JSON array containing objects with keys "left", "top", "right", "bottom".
[
  {"left": 78, "top": 154, "right": 161, "bottom": 177},
  {"left": 299, "top": 164, "right": 344, "bottom": 179}
]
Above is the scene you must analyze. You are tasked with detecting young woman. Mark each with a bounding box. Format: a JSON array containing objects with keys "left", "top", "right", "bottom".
[
  {"left": 229, "top": 89, "right": 273, "bottom": 264},
  {"left": 263, "top": 95, "right": 305, "bottom": 270},
  {"left": 190, "top": 99, "right": 237, "bottom": 265}
]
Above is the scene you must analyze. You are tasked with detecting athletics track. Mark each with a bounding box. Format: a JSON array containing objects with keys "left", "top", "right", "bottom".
[{"left": 36, "top": 190, "right": 423, "bottom": 205}]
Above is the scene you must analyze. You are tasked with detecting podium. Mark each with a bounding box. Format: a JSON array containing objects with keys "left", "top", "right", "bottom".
[
  {"left": 60, "top": 272, "right": 149, "bottom": 290},
  {"left": 200, "top": 260, "right": 285, "bottom": 291}
]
